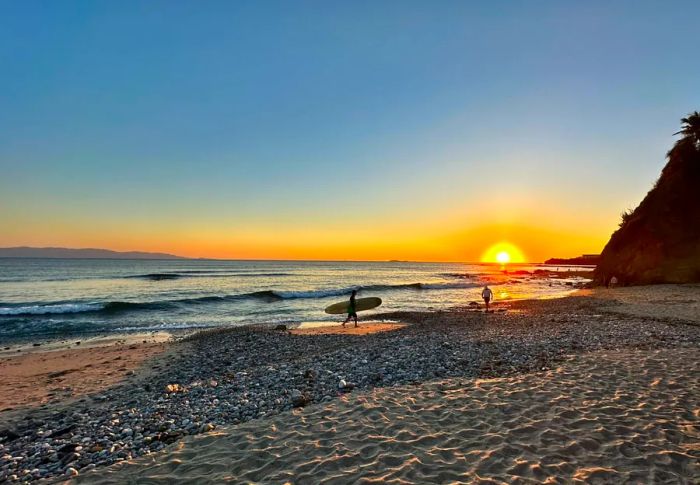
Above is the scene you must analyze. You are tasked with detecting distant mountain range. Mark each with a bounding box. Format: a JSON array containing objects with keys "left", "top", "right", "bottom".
[{"left": 0, "top": 247, "right": 187, "bottom": 260}]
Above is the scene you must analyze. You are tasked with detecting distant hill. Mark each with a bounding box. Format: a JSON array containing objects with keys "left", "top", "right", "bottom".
[
  {"left": 594, "top": 111, "right": 700, "bottom": 285},
  {"left": 0, "top": 247, "right": 187, "bottom": 260},
  {"left": 545, "top": 255, "right": 600, "bottom": 265}
]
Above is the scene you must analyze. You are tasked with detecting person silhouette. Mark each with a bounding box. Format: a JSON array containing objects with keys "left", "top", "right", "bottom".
[
  {"left": 342, "top": 290, "right": 358, "bottom": 328},
  {"left": 481, "top": 285, "right": 493, "bottom": 312}
]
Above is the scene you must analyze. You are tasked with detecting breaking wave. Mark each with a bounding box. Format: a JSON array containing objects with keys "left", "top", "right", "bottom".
[{"left": 0, "top": 281, "right": 478, "bottom": 317}]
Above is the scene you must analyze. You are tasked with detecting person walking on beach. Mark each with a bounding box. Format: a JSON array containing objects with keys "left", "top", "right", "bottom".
[
  {"left": 481, "top": 285, "right": 493, "bottom": 312},
  {"left": 342, "top": 290, "right": 358, "bottom": 328}
]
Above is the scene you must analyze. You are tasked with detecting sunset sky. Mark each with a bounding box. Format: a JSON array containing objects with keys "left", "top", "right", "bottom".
[{"left": 2, "top": 1, "right": 699, "bottom": 262}]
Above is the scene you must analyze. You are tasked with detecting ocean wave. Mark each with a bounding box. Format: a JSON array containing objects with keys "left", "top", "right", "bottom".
[
  {"left": 0, "top": 302, "right": 106, "bottom": 316},
  {"left": 125, "top": 272, "right": 294, "bottom": 280},
  {"left": 0, "top": 281, "right": 478, "bottom": 317},
  {"left": 441, "top": 273, "right": 473, "bottom": 279}
]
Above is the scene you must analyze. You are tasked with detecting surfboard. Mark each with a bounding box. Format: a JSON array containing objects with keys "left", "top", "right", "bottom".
[{"left": 324, "top": 297, "right": 382, "bottom": 315}]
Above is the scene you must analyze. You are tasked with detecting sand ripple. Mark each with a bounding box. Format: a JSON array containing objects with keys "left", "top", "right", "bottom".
[{"left": 76, "top": 348, "right": 700, "bottom": 484}]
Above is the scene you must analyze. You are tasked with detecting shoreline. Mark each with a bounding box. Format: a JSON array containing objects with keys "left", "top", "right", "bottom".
[
  {"left": 0, "top": 285, "right": 582, "bottom": 351},
  {"left": 1, "top": 286, "right": 699, "bottom": 482},
  {"left": 0, "top": 266, "right": 592, "bottom": 348}
]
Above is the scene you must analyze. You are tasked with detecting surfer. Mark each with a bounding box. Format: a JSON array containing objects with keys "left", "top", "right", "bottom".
[
  {"left": 481, "top": 285, "right": 493, "bottom": 312},
  {"left": 342, "top": 290, "right": 358, "bottom": 328}
]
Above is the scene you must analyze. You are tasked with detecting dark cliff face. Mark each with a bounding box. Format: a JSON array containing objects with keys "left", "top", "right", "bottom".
[{"left": 595, "top": 113, "right": 700, "bottom": 285}]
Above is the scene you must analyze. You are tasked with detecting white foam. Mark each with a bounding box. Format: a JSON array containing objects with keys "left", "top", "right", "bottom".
[{"left": 0, "top": 302, "right": 104, "bottom": 315}]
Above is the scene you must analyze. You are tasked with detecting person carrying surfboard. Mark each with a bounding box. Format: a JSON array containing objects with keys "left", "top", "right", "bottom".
[
  {"left": 342, "top": 290, "right": 358, "bottom": 328},
  {"left": 481, "top": 285, "right": 493, "bottom": 312}
]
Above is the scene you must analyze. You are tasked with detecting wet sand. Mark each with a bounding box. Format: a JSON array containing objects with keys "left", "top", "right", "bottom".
[
  {"left": 0, "top": 333, "right": 170, "bottom": 413},
  {"left": 75, "top": 347, "right": 700, "bottom": 484},
  {"left": 290, "top": 321, "right": 407, "bottom": 336}
]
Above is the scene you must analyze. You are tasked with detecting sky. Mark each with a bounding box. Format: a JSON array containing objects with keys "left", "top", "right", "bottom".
[{"left": 1, "top": 1, "right": 699, "bottom": 262}]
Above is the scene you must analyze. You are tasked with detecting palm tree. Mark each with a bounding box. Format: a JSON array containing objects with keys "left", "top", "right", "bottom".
[{"left": 674, "top": 111, "right": 700, "bottom": 149}]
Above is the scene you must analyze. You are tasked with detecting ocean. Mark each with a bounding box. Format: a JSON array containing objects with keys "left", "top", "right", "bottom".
[{"left": 0, "top": 259, "right": 591, "bottom": 343}]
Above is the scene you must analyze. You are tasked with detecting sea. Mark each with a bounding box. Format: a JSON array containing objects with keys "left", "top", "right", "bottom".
[{"left": 0, "top": 259, "right": 592, "bottom": 343}]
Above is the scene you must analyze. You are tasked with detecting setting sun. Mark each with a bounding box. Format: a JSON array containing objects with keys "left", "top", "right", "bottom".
[
  {"left": 496, "top": 251, "right": 511, "bottom": 264},
  {"left": 481, "top": 242, "right": 527, "bottom": 264}
]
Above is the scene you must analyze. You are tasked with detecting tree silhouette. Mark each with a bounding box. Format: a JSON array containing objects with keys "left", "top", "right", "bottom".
[{"left": 674, "top": 111, "right": 700, "bottom": 149}]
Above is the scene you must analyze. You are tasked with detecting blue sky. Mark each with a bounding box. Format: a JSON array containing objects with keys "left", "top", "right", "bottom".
[{"left": 1, "top": 1, "right": 699, "bottom": 260}]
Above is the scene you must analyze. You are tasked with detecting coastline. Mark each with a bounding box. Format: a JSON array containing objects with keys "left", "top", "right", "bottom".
[{"left": 1, "top": 285, "right": 699, "bottom": 482}]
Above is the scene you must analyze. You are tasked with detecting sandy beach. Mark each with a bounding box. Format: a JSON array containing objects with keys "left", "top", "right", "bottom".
[
  {"left": 0, "top": 333, "right": 171, "bottom": 413},
  {"left": 579, "top": 284, "right": 700, "bottom": 324},
  {"left": 1, "top": 285, "right": 699, "bottom": 483},
  {"left": 75, "top": 347, "right": 700, "bottom": 484},
  {"left": 289, "top": 321, "right": 407, "bottom": 336}
]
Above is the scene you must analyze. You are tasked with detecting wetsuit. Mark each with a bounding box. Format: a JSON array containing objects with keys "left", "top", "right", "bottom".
[{"left": 348, "top": 295, "right": 357, "bottom": 318}]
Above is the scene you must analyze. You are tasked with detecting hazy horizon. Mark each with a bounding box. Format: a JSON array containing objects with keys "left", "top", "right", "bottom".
[
  {"left": 0, "top": 245, "right": 586, "bottom": 264},
  {"left": 2, "top": 1, "right": 699, "bottom": 262}
]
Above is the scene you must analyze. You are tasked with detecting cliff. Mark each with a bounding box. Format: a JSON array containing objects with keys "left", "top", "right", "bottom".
[{"left": 594, "top": 112, "right": 700, "bottom": 285}]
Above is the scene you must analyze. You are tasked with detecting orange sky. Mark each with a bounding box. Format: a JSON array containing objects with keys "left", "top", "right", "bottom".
[{"left": 0, "top": 206, "right": 615, "bottom": 262}]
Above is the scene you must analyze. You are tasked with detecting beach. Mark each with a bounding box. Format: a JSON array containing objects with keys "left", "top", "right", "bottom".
[
  {"left": 75, "top": 348, "right": 700, "bottom": 484},
  {"left": 1, "top": 285, "right": 699, "bottom": 482}
]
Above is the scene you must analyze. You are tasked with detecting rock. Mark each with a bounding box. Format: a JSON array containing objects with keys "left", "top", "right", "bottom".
[
  {"left": 338, "top": 379, "right": 347, "bottom": 390},
  {"left": 65, "top": 467, "right": 79, "bottom": 477},
  {"left": 48, "top": 425, "right": 76, "bottom": 438},
  {"left": 291, "top": 393, "right": 310, "bottom": 408},
  {"left": 274, "top": 324, "right": 288, "bottom": 331},
  {"left": 165, "top": 383, "right": 184, "bottom": 393},
  {"left": 199, "top": 423, "right": 215, "bottom": 433},
  {"left": 60, "top": 452, "right": 80, "bottom": 465},
  {"left": 0, "top": 429, "right": 20, "bottom": 442}
]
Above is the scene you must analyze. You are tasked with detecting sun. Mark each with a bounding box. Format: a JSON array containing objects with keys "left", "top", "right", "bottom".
[
  {"left": 496, "top": 251, "right": 511, "bottom": 264},
  {"left": 480, "top": 242, "right": 527, "bottom": 264}
]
